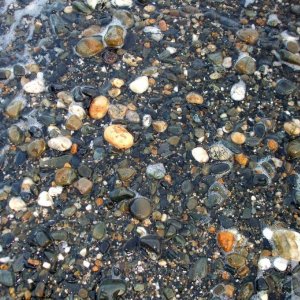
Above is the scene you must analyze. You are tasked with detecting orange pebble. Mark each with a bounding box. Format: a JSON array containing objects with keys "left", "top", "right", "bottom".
[
  {"left": 70, "top": 143, "right": 78, "bottom": 154},
  {"left": 217, "top": 231, "right": 235, "bottom": 252},
  {"left": 95, "top": 198, "right": 104, "bottom": 206},
  {"left": 234, "top": 153, "right": 249, "bottom": 166},
  {"left": 267, "top": 139, "right": 279, "bottom": 152},
  {"left": 208, "top": 226, "right": 216, "bottom": 234}
]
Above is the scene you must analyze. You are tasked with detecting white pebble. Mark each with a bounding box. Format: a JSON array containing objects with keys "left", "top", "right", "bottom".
[
  {"left": 48, "top": 186, "right": 63, "bottom": 197},
  {"left": 21, "top": 177, "right": 34, "bottom": 192},
  {"left": 258, "top": 257, "right": 272, "bottom": 271},
  {"left": 68, "top": 103, "right": 86, "bottom": 120},
  {"left": 9, "top": 197, "right": 27, "bottom": 212},
  {"left": 80, "top": 248, "right": 87, "bottom": 257},
  {"left": 137, "top": 226, "right": 147, "bottom": 237},
  {"left": 142, "top": 114, "right": 152, "bottom": 128},
  {"left": 43, "top": 262, "right": 51, "bottom": 269},
  {"left": 37, "top": 191, "right": 54, "bottom": 207},
  {"left": 222, "top": 57, "right": 232, "bottom": 68},
  {"left": 83, "top": 260, "right": 90, "bottom": 268},
  {"left": 111, "top": 0, "right": 132, "bottom": 8},
  {"left": 273, "top": 257, "right": 288, "bottom": 271},
  {"left": 230, "top": 80, "right": 246, "bottom": 101},
  {"left": 48, "top": 136, "right": 72, "bottom": 151},
  {"left": 23, "top": 72, "right": 45, "bottom": 94},
  {"left": 129, "top": 76, "right": 149, "bottom": 94},
  {"left": 87, "top": 0, "right": 101, "bottom": 9},
  {"left": 192, "top": 147, "right": 209, "bottom": 163}
]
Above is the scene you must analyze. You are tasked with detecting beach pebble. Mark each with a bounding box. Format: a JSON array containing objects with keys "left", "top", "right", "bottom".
[
  {"left": 129, "top": 76, "right": 149, "bottom": 94},
  {"left": 48, "top": 136, "right": 72, "bottom": 152},
  {"left": 37, "top": 191, "right": 54, "bottom": 207},
  {"left": 23, "top": 72, "right": 45, "bottom": 94},
  {"left": 192, "top": 147, "right": 209, "bottom": 163},
  {"left": 9, "top": 197, "right": 27, "bottom": 211},
  {"left": 230, "top": 80, "right": 246, "bottom": 101},
  {"left": 104, "top": 125, "right": 134, "bottom": 150}
]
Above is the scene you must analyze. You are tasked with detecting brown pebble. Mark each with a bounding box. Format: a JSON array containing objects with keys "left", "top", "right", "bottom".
[{"left": 231, "top": 132, "right": 246, "bottom": 145}]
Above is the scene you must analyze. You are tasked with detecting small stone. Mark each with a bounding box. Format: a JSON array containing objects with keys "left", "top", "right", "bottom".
[
  {"left": 192, "top": 147, "right": 209, "bottom": 163},
  {"left": 5, "top": 99, "right": 24, "bottom": 118},
  {"left": 126, "top": 110, "right": 140, "bottom": 123},
  {"left": 152, "top": 120, "right": 168, "bottom": 133},
  {"left": 273, "top": 257, "right": 288, "bottom": 271},
  {"left": 117, "top": 168, "right": 136, "bottom": 181},
  {"left": 97, "top": 279, "right": 127, "bottom": 299},
  {"left": 89, "top": 96, "right": 110, "bottom": 119},
  {"left": 75, "top": 37, "right": 104, "bottom": 57},
  {"left": 109, "top": 187, "right": 135, "bottom": 201},
  {"left": 258, "top": 257, "right": 272, "bottom": 271},
  {"left": 69, "top": 103, "right": 86, "bottom": 120},
  {"left": 13, "top": 65, "right": 25, "bottom": 77},
  {"left": 113, "top": 9, "right": 134, "bottom": 28},
  {"left": 143, "top": 114, "right": 152, "bottom": 128},
  {"left": 48, "top": 136, "right": 72, "bottom": 151},
  {"left": 27, "top": 139, "right": 46, "bottom": 158},
  {"left": 108, "top": 104, "right": 127, "bottom": 120},
  {"left": 104, "top": 125, "right": 134, "bottom": 150},
  {"left": 66, "top": 115, "right": 82, "bottom": 131},
  {"left": 217, "top": 231, "right": 235, "bottom": 252},
  {"left": 276, "top": 78, "right": 296, "bottom": 96},
  {"left": 188, "top": 257, "right": 208, "bottom": 281},
  {"left": 111, "top": 0, "right": 132, "bottom": 8},
  {"left": 0, "top": 69, "right": 11, "bottom": 80},
  {"left": 0, "top": 270, "right": 14, "bottom": 287},
  {"left": 287, "top": 139, "right": 300, "bottom": 159},
  {"left": 234, "top": 54, "right": 256, "bottom": 74},
  {"left": 267, "top": 14, "right": 281, "bottom": 27},
  {"left": 234, "top": 153, "right": 249, "bottom": 166},
  {"left": 146, "top": 163, "right": 166, "bottom": 179},
  {"left": 129, "top": 76, "right": 149, "bottom": 94},
  {"left": 55, "top": 167, "right": 77, "bottom": 186},
  {"left": 230, "top": 80, "right": 246, "bottom": 101},
  {"left": 186, "top": 92, "right": 204, "bottom": 104},
  {"left": 92, "top": 222, "right": 106, "bottom": 240},
  {"left": 237, "top": 28, "right": 259, "bottom": 44},
  {"left": 8, "top": 125, "right": 24, "bottom": 145},
  {"left": 227, "top": 253, "right": 246, "bottom": 269},
  {"left": 37, "top": 191, "right": 54, "bottom": 207},
  {"left": 23, "top": 72, "right": 45, "bottom": 94},
  {"left": 130, "top": 197, "right": 152, "bottom": 220},
  {"left": 104, "top": 25, "right": 125, "bottom": 48},
  {"left": 74, "top": 178, "right": 93, "bottom": 194},
  {"left": 9, "top": 197, "right": 27, "bottom": 211},
  {"left": 231, "top": 132, "right": 246, "bottom": 144},
  {"left": 209, "top": 143, "right": 233, "bottom": 161},
  {"left": 222, "top": 57, "right": 232, "bottom": 68}
]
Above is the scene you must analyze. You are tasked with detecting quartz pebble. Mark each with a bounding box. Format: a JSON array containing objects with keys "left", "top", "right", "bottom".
[
  {"left": 231, "top": 80, "right": 246, "bottom": 101},
  {"left": 129, "top": 76, "right": 149, "bottom": 94},
  {"left": 48, "top": 136, "right": 72, "bottom": 151},
  {"left": 9, "top": 197, "right": 27, "bottom": 211},
  {"left": 37, "top": 191, "right": 54, "bottom": 207},
  {"left": 23, "top": 72, "right": 45, "bottom": 93},
  {"left": 192, "top": 147, "right": 209, "bottom": 163}
]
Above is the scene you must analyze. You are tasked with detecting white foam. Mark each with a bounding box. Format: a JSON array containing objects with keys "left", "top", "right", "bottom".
[{"left": 0, "top": 0, "right": 48, "bottom": 51}]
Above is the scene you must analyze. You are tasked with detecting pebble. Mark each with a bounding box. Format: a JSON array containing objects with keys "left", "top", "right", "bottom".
[
  {"left": 55, "top": 167, "right": 77, "bottom": 186},
  {"left": 234, "top": 54, "right": 256, "bottom": 74},
  {"left": 104, "top": 25, "right": 125, "bottom": 47},
  {"left": 217, "top": 230, "right": 235, "bottom": 252},
  {"left": 287, "top": 139, "right": 300, "bottom": 159},
  {"left": 5, "top": 99, "right": 24, "bottom": 118},
  {"left": 237, "top": 28, "right": 259, "bottom": 44},
  {"left": 66, "top": 115, "right": 82, "bottom": 131},
  {"left": 108, "top": 104, "right": 127, "bottom": 120},
  {"left": 92, "top": 222, "right": 106, "bottom": 240},
  {"left": 129, "top": 76, "right": 149, "bottom": 94},
  {"left": 189, "top": 257, "right": 208, "bottom": 281},
  {"left": 146, "top": 163, "right": 166, "bottom": 179},
  {"left": 129, "top": 197, "right": 152, "bottom": 220},
  {"left": 284, "top": 120, "right": 300, "bottom": 136},
  {"left": 0, "top": 270, "right": 14, "bottom": 287},
  {"left": 37, "top": 191, "right": 54, "bottom": 207},
  {"left": 8, "top": 125, "right": 24, "bottom": 145},
  {"left": 192, "top": 147, "right": 209, "bottom": 163},
  {"left": 74, "top": 178, "right": 93, "bottom": 194},
  {"left": 231, "top": 132, "right": 246, "bottom": 144},
  {"left": 186, "top": 92, "right": 204, "bottom": 104},
  {"left": 69, "top": 103, "right": 86, "bottom": 120},
  {"left": 273, "top": 257, "right": 288, "bottom": 271},
  {"left": 89, "top": 96, "right": 110, "bottom": 119},
  {"left": 48, "top": 136, "right": 72, "bottom": 151},
  {"left": 27, "top": 139, "right": 46, "bottom": 158},
  {"left": 152, "top": 120, "right": 168, "bottom": 133},
  {"left": 209, "top": 143, "right": 233, "bottom": 161},
  {"left": 97, "top": 278, "right": 127, "bottom": 299},
  {"left": 23, "top": 72, "right": 45, "bottom": 93},
  {"left": 75, "top": 37, "right": 104, "bottom": 57},
  {"left": 230, "top": 80, "right": 246, "bottom": 101},
  {"left": 9, "top": 197, "right": 27, "bottom": 211},
  {"left": 104, "top": 125, "right": 134, "bottom": 150}
]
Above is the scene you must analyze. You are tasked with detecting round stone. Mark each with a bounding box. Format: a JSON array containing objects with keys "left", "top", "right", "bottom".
[
  {"left": 48, "top": 136, "right": 72, "bottom": 151},
  {"left": 89, "top": 96, "right": 110, "bottom": 119},
  {"left": 276, "top": 78, "right": 296, "bottom": 96},
  {"left": 192, "top": 147, "right": 209, "bottom": 163},
  {"left": 129, "top": 76, "right": 149, "bottom": 94},
  {"left": 104, "top": 125, "right": 134, "bottom": 150},
  {"left": 75, "top": 37, "right": 104, "bottom": 57},
  {"left": 231, "top": 132, "right": 246, "bottom": 145},
  {"left": 104, "top": 25, "right": 125, "bottom": 48},
  {"left": 37, "top": 191, "right": 54, "bottom": 207},
  {"left": 8, "top": 125, "right": 24, "bottom": 145},
  {"left": 234, "top": 54, "right": 256, "bottom": 74},
  {"left": 152, "top": 120, "right": 168, "bottom": 133},
  {"left": 287, "top": 139, "right": 300, "bottom": 159},
  {"left": 66, "top": 115, "right": 83, "bottom": 131},
  {"left": 74, "top": 178, "right": 93, "bottom": 195},
  {"left": 186, "top": 92, "right": 204, "bottom": 104},
  {"left": 129, "top": 197, "right": 152, "bottom": 220},
  {"left": 230, "top": 80, "right": 246, "bottom": 101},
  {"left": 237, "top": 28, "right": 259, "bottom": 44}
]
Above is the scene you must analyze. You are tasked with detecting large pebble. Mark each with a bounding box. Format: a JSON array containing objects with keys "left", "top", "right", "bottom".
[
  {"left": 130, "top": 197, "right": 152, "bottom": 220},
  {"left": 104, "top": 25, "right": 125, "bottom": 48},
  {"left": 104, "top": 125, "right": 134, "bottom": 150},
  {"left": 284, "top": 119, "right": 300, "bottom": 136},
  {"left": 27, "top": 139, "right": 46, "bottom": 158},
  {"left": 48, "top": 136, "right": 72, "bottom": 151},
  {"left": 237, "top": 28, "right": 259, "bottom": 44},
  {"left": 234, "top": 54, "right": 256, "bottom": 75},
  {"left": 129, "top": 76, "right": 149, "bottom": 94},
  {"left": 192, "top": 147, "right": 209, "bottom": 163},
  {"left": 75, "top": 37, "right": 104, "bottom": 57},
  {"left": 9, "top": 197, "right": 27, "bottom": 211}
]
